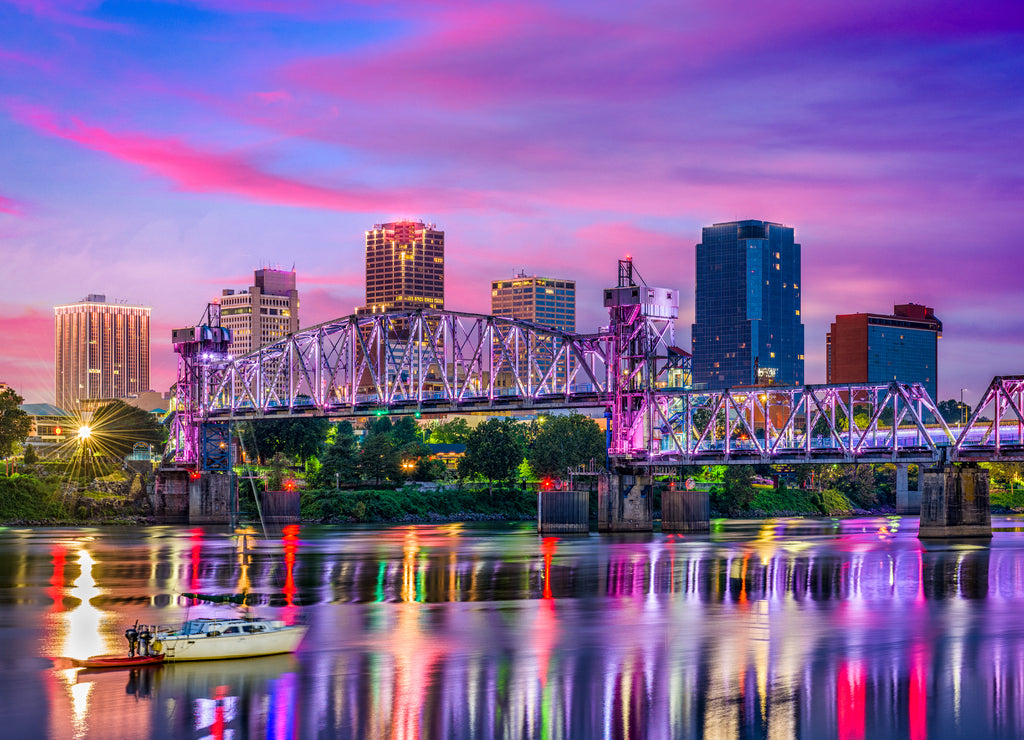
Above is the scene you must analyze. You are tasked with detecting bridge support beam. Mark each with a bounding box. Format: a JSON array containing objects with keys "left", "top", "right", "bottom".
[
  {"left": 896, "top": 463, "right": 922, "bottom": 515},
  {"left": 538, "top": 490, "right": 590, "bottom": 535},
  {"left": 919, "top": 464, "right": 991, "bottom": 539},
  {"left": 188, "top": 472, "right": 237, "bottom": 524},
  {"left": 598, "top": 474, "right": 653, "bottom": 532},
  {"left": 661, "top": 488, "right": 710, "bottom": 533},
  {"left": 154, "top": 467, "right": 236, "bottom": 524}
]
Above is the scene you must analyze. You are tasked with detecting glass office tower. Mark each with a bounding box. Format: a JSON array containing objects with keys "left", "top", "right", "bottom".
[{"left": 692, "top": 220, "right": 804, "bottom": 388}]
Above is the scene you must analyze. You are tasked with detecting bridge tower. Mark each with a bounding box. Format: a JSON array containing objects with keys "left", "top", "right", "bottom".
[
  {"left": 155, "top": 306, "right": 236, "bottom": 523},
  {"left": 598, "top": 259, "right": 680, "bottom": 531}
]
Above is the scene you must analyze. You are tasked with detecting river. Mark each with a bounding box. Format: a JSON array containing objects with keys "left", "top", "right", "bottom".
[{"left": 2, "top": 517, "right": 1024, "bottom": 739}]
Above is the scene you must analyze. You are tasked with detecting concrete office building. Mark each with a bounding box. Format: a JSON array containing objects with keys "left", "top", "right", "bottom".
[
  {"left": 54, "top": 294, "right": 151, "bottom": 411},
  {"left": 491, "top": 272, "right": 576, "bottom": 332},
  {"left": 219, "top": 268, "right": 300, "bottom": 356},
  {"left": 358, "top": 221, "right": 444, "bottom": 315},
  {"left": 692, "top": 220, "right": 804, "bottom": 388},
  {"left": 826, "top": 303, "right": 942, "bottom": 399}
]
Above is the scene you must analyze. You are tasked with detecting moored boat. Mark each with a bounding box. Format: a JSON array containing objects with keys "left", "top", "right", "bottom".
[
  {"left": 76, "top": 653, "right": 166, "bottom": 669},
  {"left": 151, "top": 616, "right": 307, "bottom": 662}
]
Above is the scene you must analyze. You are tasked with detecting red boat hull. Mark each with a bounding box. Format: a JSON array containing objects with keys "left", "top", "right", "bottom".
[{"left": 76, "top": 654, "right": 165, "bottom": 669}]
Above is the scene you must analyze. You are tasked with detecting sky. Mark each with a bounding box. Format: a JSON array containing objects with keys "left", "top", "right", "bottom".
[{"left": 0, "top": 0, "right": 1022, "bottom": 406}]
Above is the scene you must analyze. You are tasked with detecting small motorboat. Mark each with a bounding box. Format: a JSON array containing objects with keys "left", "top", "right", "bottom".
[
  {"left": 75, "top": 653, "right": 166, "bottom": 670},
  {"left": 151, "top": 616, "right": 307, "bottom": 662}
]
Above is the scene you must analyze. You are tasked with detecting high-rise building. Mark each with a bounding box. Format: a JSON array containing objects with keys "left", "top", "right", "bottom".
[
  {"left": 358, "top": 221, "right": 444, "bottom": 315},
  {"left": 54, "top": 294, "right": 151, "bottom": 411},
  {"left": 491, "top": 272, "right": 576, "bottom": 332},
  {"left": 826, "top": 303, "right": 941, "bottom": 399},
  {"left": 692, "top": 220, "right": 804, "bottom": 388},
  {"left": 219, "top": 268, "right": 300, "bottom": 356}
]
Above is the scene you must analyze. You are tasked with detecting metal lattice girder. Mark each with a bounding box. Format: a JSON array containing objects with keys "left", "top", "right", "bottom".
[
  {"left": 955, "top": 376, "right": 1024, "bottom": 461},
  {"left": 201, "top": 421, "right": 232, "bottom": 473},
  {"left": 194, "top": 310, "right": 617, "bottom": 418},
  {"left": 647, "top": 381, "right": 966, "bottom": 465}
]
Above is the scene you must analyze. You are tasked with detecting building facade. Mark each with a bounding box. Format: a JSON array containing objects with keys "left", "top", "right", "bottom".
[
  {"left": 358, "top": 221, "right": 444, "bottom": 315},
  {"left": 826, "top": 303, "right": 941, "bottom": 399},
  {"left": 219, "top": 268, "right": 300, "bottom": 356},
  {"left": 491, "top": 273, "right": 576, "bottom": 332},
  {"left": 54, "top": 294, "right": 151, "bottom": 411},
  {"left": 692, "top": 220, "right": 804, "bottom": 388}
]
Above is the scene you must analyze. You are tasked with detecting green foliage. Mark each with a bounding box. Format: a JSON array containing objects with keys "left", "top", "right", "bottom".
[
  {"left": 710, "top": 465, "right": 757, "bottom": 515},
  {"left": 242, "top": 416, "right": 330, "bottom": 464},
  {"left": 748, "top": 483, "right": 821, "bottom": 515},
  {"left": 266, "top": 452, "right": 290, "bottom": 491},
  {"left": 22, "top": 445, "right": 38, "bottom": 465},
  {"left": 90, "top": 400, "right": 166, "bottom": 458},
  {"left": 428, "top": 418, "right": 471, "bottom": 444},
  {"left": 459, "top": 418, "right": 525, "bottom": 491},
  {"left": 312, "top": 421, "right": 359, "bottom": 488},
  {"left": 527, "top": 414, "right": 606, "bottom": 477},
  {"left": 359, "top": 432, "right": 400, "bottom": 484},
  {"left": 0, "top": 389, "right": 32, "bottom": 458},
  {"left": 937, "top": 399, "right": 970, "bottom": 425},
  {"left": 389, "top": 416, "right": 424, "bottom": 446},
  {"left": 0, "top": 474, "right": 67, "bottom": 520},
  {"left": 812, "top": 488, "right": 856, "bottom": 515},
  {"left": 301, "top": 485, "right": 536, "bottom": 523}
]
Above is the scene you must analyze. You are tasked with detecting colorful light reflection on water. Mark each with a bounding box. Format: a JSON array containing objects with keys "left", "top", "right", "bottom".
[{"left": 6, "top": 519, "right": 1024, "bottom": 737}]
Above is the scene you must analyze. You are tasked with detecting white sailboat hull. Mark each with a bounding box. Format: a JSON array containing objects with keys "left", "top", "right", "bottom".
[{"left": 154, "top": 620, "right": 307, "bottom": 662}]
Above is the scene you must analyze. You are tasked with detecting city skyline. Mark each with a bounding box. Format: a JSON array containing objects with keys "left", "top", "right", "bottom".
[{"left": 1, "top": 1, "right": 1021, "bottom": 404}]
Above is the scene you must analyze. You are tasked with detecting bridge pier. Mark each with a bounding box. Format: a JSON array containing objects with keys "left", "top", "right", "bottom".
[
  {"left": 154, "top": 467, "right": 236, "bottom": 524},
  {"left": 896, "top": 463, "right": 922, "bottom": 515},
  {"left": 661, "top": 488, "right": 710, "bottom": 533},
  {"left": 919, "top": 464, "right": 991, "bottom": 539},
  {"left": 598, "top": 474, "right": 653, "bottom": 532},
  {"left": 537, "top": 489, "right": 590, "bottom": 534}
]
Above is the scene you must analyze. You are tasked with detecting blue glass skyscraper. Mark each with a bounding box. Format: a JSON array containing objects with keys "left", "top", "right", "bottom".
[{"left": 692, "top": 220, "right": 804, "bottom": 388}]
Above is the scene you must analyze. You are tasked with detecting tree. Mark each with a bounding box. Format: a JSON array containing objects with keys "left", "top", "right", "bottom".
[
  {"left": 710, "top": 465, "right": 756, "bottom": 516},
  {"left": 89, "top": 400, "right": 165, "bottom": 459},
  {"left": 428, "top": 418, "right": 471, "bottom": 444},
  {"left": 390, "top": 416, "right": 424, "bottom": 446},
  {"left": 459, "top": 418, "right": 525, "bottom": 494},
  {"left": 313, "top": 421, "right": 360, "bottom": 488},
  {"left": 0, "top": 388, "right": 31, "bottom": 459},
  {"left": 242, "top": 416, "right": 330, "bottom": 465},
  {"left": 22, "top": 445, "right": 38, "bottom": 465},
  {"left": 528, "top": 414, "right": 606, "bottom": 477},
  {"left": 937, "top": 399, "right": 970, "bottom": 425},
  {"left": 359, "top": 432, "right": 400, "bottom": 485}
]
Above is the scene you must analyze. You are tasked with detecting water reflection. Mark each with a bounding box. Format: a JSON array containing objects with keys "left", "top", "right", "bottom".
[{"left": 5, "top": 519, "right": 1024, "bottom": 737}]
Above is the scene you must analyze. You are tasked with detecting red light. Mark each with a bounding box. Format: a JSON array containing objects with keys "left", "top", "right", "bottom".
[
  {"left": 54, "top": 426, "right": 62, "bottom": 436},
  {"left": 188, "top": 471, "right": 202, "bottom": 480},
  {"left": 542, "top": 477, "right": 552, "bottom": 490},
  {"left": 283, "top": 479, "right": 297, "bottom": 491}
]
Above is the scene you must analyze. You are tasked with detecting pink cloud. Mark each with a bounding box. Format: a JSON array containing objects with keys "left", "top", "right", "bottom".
[
  {"left": 9, "top": 102, "right": 496, "bottom": 214},
  {"left": 0, "top": 194, "right": 25, "bottom": 216}
]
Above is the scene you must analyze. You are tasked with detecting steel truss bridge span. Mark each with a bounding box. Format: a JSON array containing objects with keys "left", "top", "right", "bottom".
[
  {"left": 170, "top": 300, "right": 1023, "bottom": 468},
  {"left": 192, "top": 309, "right": 615, "bottom": 416}
]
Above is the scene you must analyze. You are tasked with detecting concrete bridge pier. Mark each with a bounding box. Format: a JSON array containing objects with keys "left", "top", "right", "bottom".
[
  {"left": 598, "top": 473, "right": 653, "bottom": 532},
  {"left": 538, "top": 489, "right": 590, "bottom": 534},
  {"left": 153, "top": 467, "right": 236, "bottom": 524},
  {"left": 919, "top": 464, "right": 991, "bottom": 539},
  {"left": 661, "top": 488, "right": 710, "bottom": 533},
  {"left": 896, "top": 463, "right": 922, "bottom": 515}
]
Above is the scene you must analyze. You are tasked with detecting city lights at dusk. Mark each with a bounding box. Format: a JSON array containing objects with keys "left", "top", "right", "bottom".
[{"left": 1, "top": 0, "right": 1020, "bottom": 405}]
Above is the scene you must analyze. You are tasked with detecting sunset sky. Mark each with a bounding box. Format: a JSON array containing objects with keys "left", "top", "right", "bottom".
[{"left": 1, "top": 0, "right": 1022, "bottom": 405}]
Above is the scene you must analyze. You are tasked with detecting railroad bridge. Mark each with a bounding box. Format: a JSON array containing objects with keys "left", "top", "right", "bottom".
[{"left": 159, "top": 261, "right": 1023, "bottom": 538}]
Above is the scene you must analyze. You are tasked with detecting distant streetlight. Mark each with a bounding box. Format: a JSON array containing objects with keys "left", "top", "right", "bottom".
[{"left": 960, "top": 388, "right": 970, "bottom": 427}]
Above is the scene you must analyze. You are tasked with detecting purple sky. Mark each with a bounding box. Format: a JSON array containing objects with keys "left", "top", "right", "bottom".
[{"left": 1, "top": 0, "right": 1022, "bottom": 406}]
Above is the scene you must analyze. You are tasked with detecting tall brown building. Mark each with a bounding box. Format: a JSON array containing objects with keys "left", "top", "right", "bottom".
[
  {"left": 491, "top": 273, "right": 576, "bottom": 332},
  {"left": 826, "top": 303, "right": 941, "bottom": 399},
  {"left": 219, "top": 268, "right": 300, "bottom": 356},
  {"left": 358, "top": 221, "right": 444, "bottom": 315},
  {"left": 54, "top": 294, "right": 151, "bottom": 411}
]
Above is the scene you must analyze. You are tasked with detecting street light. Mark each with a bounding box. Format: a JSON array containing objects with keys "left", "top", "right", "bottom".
[{"left": 960, "top": 388, "right": 970, "bottom": 427}]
